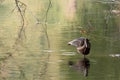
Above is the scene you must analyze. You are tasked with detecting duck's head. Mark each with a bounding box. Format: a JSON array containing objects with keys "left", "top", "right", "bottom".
[{"left": 68, "top": 37, "right": 85, "bottom": 47}]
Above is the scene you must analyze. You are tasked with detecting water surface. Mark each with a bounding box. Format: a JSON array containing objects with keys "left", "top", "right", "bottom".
[{"left": 0, "top": 0, "right": 120, "bottom": 80}]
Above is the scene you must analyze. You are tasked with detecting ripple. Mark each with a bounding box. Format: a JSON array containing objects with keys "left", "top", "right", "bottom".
[
  {"left": 43, "top": 49, "right": 54, "bottom": 53},
  {"left": 109, "top": 54, "right": 120, "bottom": 57},
  {"left": 61, "top": 52, "right": 76, "bottom": 56},
  {"left": 47, "top": 60, "right": 64, "bottom": 64}
]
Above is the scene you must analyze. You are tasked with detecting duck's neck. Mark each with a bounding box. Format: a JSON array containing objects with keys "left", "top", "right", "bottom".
[{"left": 77, "top": 45, "right": 85, "bottom": 51}]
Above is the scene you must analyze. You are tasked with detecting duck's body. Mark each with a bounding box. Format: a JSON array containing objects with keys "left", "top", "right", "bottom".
[{"left": 68, "top": 37, "right": 91, "bottom": 56}]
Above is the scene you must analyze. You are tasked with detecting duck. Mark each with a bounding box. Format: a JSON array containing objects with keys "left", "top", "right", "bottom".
[{"left": 68, "top": 37, "right": 91, "bottom": 57}]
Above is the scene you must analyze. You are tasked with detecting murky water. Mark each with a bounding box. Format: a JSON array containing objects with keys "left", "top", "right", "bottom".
[{"left": 0, "top": 0, "right": 120, "bottom": 80}]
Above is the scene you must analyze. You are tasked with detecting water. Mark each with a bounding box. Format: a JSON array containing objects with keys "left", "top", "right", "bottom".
[{"left": 0, "top": 0, "right": 120, "bottom": 80}]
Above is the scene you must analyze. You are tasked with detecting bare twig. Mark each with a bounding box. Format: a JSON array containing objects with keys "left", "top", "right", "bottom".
[
  {"left": 15, "top": 0, "right": 27, "bottom": 41},
  {"left": 43, "top": 0, "right": 52, "bottom": 23},
  {"left": 42, "top": 24, "right": 50, "bottom": 48},
  {"left": 37, "top": 0, "right": 52, "bottom": 49},
  {"left": 36, "top": 1, "right": 52, "bottom": 79},
  {"left": 43, "top": 0, "right": 52, "bottom": 48}
]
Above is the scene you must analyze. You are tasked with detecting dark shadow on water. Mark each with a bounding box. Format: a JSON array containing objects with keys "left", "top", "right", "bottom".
[{"left": 68, "top": 57, "right": 90, "bottom": 77}]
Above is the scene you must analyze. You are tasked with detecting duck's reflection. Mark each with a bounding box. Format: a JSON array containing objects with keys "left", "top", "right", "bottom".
[{"left": 68, "top": 58, "right": 90, "bottom": 77}]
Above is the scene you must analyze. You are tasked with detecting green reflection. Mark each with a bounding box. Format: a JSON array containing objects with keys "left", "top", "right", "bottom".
[
  {"left": 0, "top": 0, "right": 120, "bottom": 80},
  {"left": 60, "top": 0, "right": 120, "bottom": 80}
]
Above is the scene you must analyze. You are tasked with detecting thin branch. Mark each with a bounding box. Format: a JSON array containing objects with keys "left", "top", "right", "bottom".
[
  {"left": 43, "top": 0, "right": 52, "bottom": 23},
  {"left": 38, "top": 0, "right": 52, "bottom": 49},
  {"left": 42, "top": 24, "right": 50, "bottom": 48},
  {"left": 15, "top": 0, "right": 26, "bottom": 41}
]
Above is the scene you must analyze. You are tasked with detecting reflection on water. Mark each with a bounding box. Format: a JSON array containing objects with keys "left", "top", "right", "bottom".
[
  {"left": 0, "top": 0, "right": 120, "bottom": 80},
  {"left": 68, "top": 58, "right": 90, "bottom": 77},
  {"left": 63, "top": 0, "right": 76, "bottom": 20}
]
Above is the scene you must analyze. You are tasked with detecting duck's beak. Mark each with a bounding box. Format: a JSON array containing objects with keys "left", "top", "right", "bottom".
[{"left": 68, "top": 42, "right": 71, "bottom": 45}]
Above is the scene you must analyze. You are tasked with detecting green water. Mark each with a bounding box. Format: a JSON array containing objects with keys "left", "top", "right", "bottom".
[{"left": 0, "top": 0, "right": 120, "bottom": 80}]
